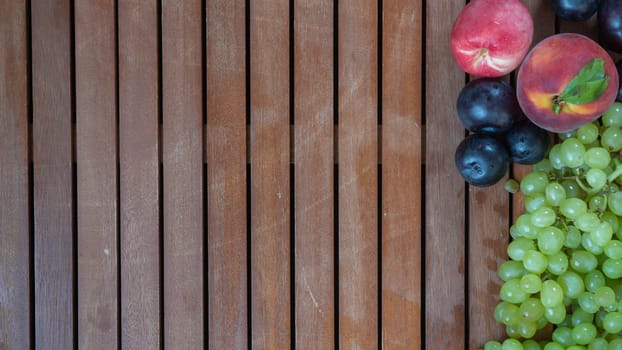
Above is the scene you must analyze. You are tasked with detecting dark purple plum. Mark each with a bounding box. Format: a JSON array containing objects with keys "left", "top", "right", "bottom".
[
  {"left": 504, "top": 119, "right": 550, "bottom": 164},
  {"left": 598, "top": 0, "right": 622, "bottom": 53},
  {"left": 549, "top": 0, "right": 598, "bottom": 22},
  {"left": 457, "top": 78, "right": 522, "bottom": 134},
  {"left": 455, "top": 133, "right": 510, "bottom": 187}
]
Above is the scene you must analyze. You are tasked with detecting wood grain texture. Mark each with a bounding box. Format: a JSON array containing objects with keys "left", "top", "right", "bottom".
[
  {"left": 250, "top": 0, "right": 291, "bottom": 349},
  {"left": 118, "top": 1, "right": 160, "bottom": 348},
  {"left": 381, "top": 0, "right": 422, "bottom": 348},
  {"left": 75, "top": 0, "right": 118, "bottom": 348},
  {"left": 424, "top": 0, "right": 466, "bottom": 348},
  {"left": 162, "top": 1, "right": 204, "bottom": 348},
  {"left": 338, "top": 0, "right": 378, "bottom": 348},
  {"left": 294, "top": 0, "right": 335, "bottom": 348},
  {"left": 207, "top": 0, "right": 248, "bottom": 348},
  {"left": 0, "top": 1, "right": 30, "bottom": 349},
  {"left": 31, "top": 0, "right": 74, "bottom": 347}
]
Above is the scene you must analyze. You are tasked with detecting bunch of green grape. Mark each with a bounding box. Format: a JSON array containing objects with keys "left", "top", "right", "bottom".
[{"left": 483, "top": 102, "right": 622, "bottom": 350}]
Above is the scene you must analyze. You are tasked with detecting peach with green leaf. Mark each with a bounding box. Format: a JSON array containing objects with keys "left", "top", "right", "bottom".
[{"left": 516, "top": 33, "right": 619, "bottom": 133}]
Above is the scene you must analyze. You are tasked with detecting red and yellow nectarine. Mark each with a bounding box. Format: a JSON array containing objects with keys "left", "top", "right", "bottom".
[{"left": 517, "top": 33, "right": 619, "bottom": 133}]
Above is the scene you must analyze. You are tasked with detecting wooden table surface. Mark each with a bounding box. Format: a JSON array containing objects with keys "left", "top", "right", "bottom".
[{"left": 0, "top": 1, "right": 592, "bottom": 349}]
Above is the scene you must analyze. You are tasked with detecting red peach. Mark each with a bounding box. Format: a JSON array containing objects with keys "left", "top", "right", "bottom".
[
  {"left": 450, "top": 0, "right": 533, "bottom": 78},
  {"left": 516, "top": 33, "right": 619, "bottom": 133}
]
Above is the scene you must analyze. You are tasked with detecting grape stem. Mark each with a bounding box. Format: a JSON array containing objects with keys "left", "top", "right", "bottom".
[{"left": 608, "top": 165, "right": 622, "bottom": 183}]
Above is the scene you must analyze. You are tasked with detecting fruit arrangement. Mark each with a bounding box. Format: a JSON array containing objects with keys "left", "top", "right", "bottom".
[{"left": 449, "top": 0, "right": 622, "bottom": 349}]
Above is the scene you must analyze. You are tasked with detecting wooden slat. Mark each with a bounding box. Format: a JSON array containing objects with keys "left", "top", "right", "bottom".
[
  {"left": 75, "top": 0, "right": 118, "bottom": 348},
  {"left": 293, "top": 0, "right": 334, "bottom": 348},
  {"left": 118, "top": 1, "right": 160, "bottom": 348},
  {"left": 338, "top": 0, "right": 378, "bottom": 348},
  {"left": 162, "top": 1, "right": 203, "bottom": 348},
  {"left": 425, "top": 0, "right": 466, "bottom": 348},
  {"left": 381, "top": 0, "right": 422, "bottom": 348},
  {"left": 250, "top": 0, "right": 291, "bottom": 348},
  {"left": 207, "top": 0, "right": 248, "bottom": 348},
  {"left": 0, "top": 1, "right": 30, "bottom": 349},
  {"left": 31, "top": 0, "right": 74, "bottom": 347}
]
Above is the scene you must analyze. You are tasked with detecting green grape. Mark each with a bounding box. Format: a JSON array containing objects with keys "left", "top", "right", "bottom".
[
  {"left": 548, "top": 251, "right": 570, "bottom": 275},
  {"left": 562, "top": 179, "right": 587, "bottom": 199},
  {"left": 576, "top": 212, "right": 601, "bottom": 232},
  {"left": 584, "top": 147, "right": 611, "bottom": 170},
  {"left": 591, "top": 222, "right": 614, "bottom": 247},
  {"left": 534, "top": 159, "right": 553, "bottom": 173},
  {"left": 603, "top": 311, "right": 622, "bottom": 334},
  {"left": 572, "top": 308, "right": 594, "bottom": 326},
  {"left": 566, "top": 226, "right": 583, "bottom": 249},
  {"left": 553, "top": 326, "right": 576, "bottom": 347},
  {"left": 502, "top": 338, "right": 524, "bottom": 350},
  {"left": 618, "top": 299, "right": 622, "bottom": 312},
  {"left": 602, "top": 102, "right": 622, "bottom": 127},
  {"left": 545, "top": 182, "right": 567, "bottom": 206},
  {"left": 506, "top": 323, "right": 522, "bottom": 339},
  {"left": 601, "top": 127, "right": 622, "bottom": 152},
  {"left": 578, "top": 292, "right": 599, "bottom": 314},
  {"left": 561, "top": 138, "right": 586, "bottom": 168},
  {"left": 531, "top": 206, "right": 557, "bottom": 228},
  {"left": 538, "top": 226, "right": 565, "bottom": 255},
  {"left": 499, "top": 260, "right": 528, "bottom": 281},
  {"left": 594, "top": 286, "right": 616, "bottom": 308},
  {"left": 545, "top": 304, "right": 567, "bottom": 324},
  {"left": 523, "top": 250, "right": 548, "bottom": 274},
  {"left": 521, "top": 171, "right": 549, "bottom": 196},
  {"left": 549, "top": 144, "right": 565, "bottom": 170},
  {"left": 567, "top": 347, "right": 588, "bottom": 350},
  {"left": 558, "top": 271, "right": 585, "bottom": 298},
  {"left": 513, "top": 214, "right": 539, "bottom": 239},
  {"left": 608, "top": 192, "right": 622, "bottom": 216},
  {"left": 584, "top": 270, "right": 606, "bottom": 292},
  {"left": 605, "top": 240, "right": 622, "bottom": 259},
  {"left": 523, "top": 340, "right": 541, "bottom": 350},
  {"left": 561, "top": 198, "right": 588, "bottom": 220},
  {"left": 602, "top": 212, "right": 620, "bottom": 233},
  {"left": 495, "top": 301, "right": 522, "bottom": 326},
  {"left": 520, "top": 274, "right": 543, "bottom": 294},
  {"left": 526, "top": 194, "right": 547, "bottom": 213},
  {"left": 609, "top": 339, "right": 622, "bottom": 350},
  {"left": 589, "top": 195, "right": 608, "bottom": 213},
  {"left": 505, "top": 179, "right": 520, "bottom": 194},
  {"left": 541, "top": 280, "right": 564, "bottom": 308},
  {"left": 485, "top": 341, "right": 503, "bottom": 350},
  {"left": 571, "top": 250, "right": 599, "bottom": 273},
  {"left": 501, "top": 279, "right": 529, "bottom": 304},
  {"left": 586, "top": 169, "right": 608, "bottom": 192},
  {"left": 572, "top": 323, "right": 597, "bottom": 345},
  {"left": 578, "top": 123, "right": 600, "bottom": 144},
  {"left": 508, "top": 238, "right": 536, "bottom": 262},
  {"left": 543, "top": 343, "right": 564, "bottom": 350},
  {"left": 582, "top": 233, "right": 605, "bottom": 255},
  {"left": 520, "top": 297, "right": 545, "bottom": 322},
  {"left": 602, "top": 258, "right": 622, "bottom": 279},
  {"left": 518, "top": 320, "right": 537, "bottom": 339},
  {"left": 587, "top": 338, "right": 608, "bottom": 350}
]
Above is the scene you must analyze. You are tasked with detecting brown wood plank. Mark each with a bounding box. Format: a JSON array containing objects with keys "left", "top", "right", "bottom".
[
  {"left": 75, "top": 0, "right": 118, "bottom": 348},
  {"left": 118, "top": 1, "right": 160, "bottom": 348},
  {"left": 338, "top": 0, "right": 378, "bottom": 348},
  {"left": 381, "top": 0, "right": 422, "bottom": 348},
  {"left": 0, "top": 1, "right": 30, "bottom": 349},
  {"left": 162, "top": 0, "right": 204, "bottom": 348},
  {"left": 250, "top": 0, "right": 291, "bottom": 348},
  {"left": 424, "top": 0, "right": 466, "bottom": 348},
  {"left": 31, "top": 0, "right": 74, "bottom": 347},
  {"left": 293, "top": 0, "right": 335, "bottom": 348},
  {"left": 206, "top": 0, "right": 248, "bottom": 348}
]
